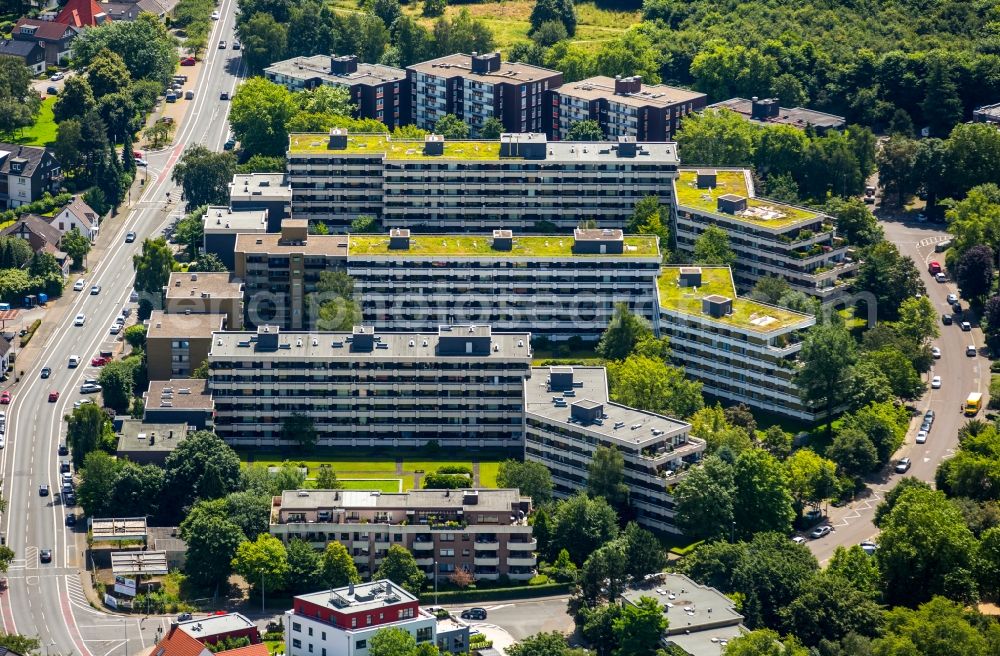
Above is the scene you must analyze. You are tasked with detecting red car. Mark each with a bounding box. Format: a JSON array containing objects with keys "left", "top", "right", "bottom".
[
  {"left": 180, "top": 57, "right": 196, "bottom": 66},
  {"left": 48, "top": 391, "right": 59, "bottom": 402},
  {"left": 90, "top": 356, "right": 109, "bottom": 367},
  {"left": 0, "top": 391, "right": 11, "bottom": 405}
]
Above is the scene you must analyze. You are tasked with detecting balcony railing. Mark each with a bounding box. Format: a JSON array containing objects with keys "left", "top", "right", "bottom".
[
  {"left": 474, "top": 556, "right": 500, "bottom": 566},
  {"left": 474, "top": 540, "right": 500, "bottom": 550},
  {"left": 412, "top": 541, "right": 434, "bottom": 550},
  {"left": 506, "top": 556, "right": 536, "bottom": 567}
]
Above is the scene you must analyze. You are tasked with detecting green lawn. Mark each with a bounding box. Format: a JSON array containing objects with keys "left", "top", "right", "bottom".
[
  {"left": 349, "top": 234, "right": 659, "bottom": 258},
  {"left": 478, "top": 461, "right": 500, "bottom": 487},
  {"left": 15, "top": 96, "right": 58, "bottom": 146},
  {"left": 337, "top": 478, "right": 403, "bottom": 493}
]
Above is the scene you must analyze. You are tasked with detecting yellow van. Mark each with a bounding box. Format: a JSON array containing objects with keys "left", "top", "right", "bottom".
[{"left": 965, "top": 392, "right": 983, "bottom": 416}]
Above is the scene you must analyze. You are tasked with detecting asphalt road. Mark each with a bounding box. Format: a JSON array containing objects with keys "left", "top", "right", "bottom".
[
  {"left": 807, "top": 218, "right": 983, "bottom": 562},
  {"left": 0, "top": 2, "right": 244, "bottom": 652}
]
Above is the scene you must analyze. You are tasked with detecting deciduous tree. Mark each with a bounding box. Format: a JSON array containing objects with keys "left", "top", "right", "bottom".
[
  {"left": 318, "top": 541, "right": 361, "bottom": 588},
  {"left": 374, "top": 545, "right": 425, "bottom": 593},
  {"left": 496, "top": 460, "right": 553, "bottom": 503},
  {"left": 232, "top": 534, "right": 289, "bottom": 593}
]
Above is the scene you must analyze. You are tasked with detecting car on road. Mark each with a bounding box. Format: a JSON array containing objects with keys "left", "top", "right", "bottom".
[
  {"left": 90, "top": 284, "right": 101, "bottom": 295},
  {"left": 935, "top": 272, "right": 947, "bottom": 283},
  {"left": 50, "top": 72, "right": 64, "bottom": 81},
  {"left": 60, "top": 461, "right": 70, "bottom": 473},
  {"left": 68, "top": 355, "right": 80, "bottom": 367},
  {"left": 64, "top": 491, "right": 76, "bottom": 505},
  {"left": 46, "top": 86, "right": 58, "bottom": 95},
  {"left": 967, "top": 344, "right": 977, "bottom": 356},
  {"left": 39, "top": 549, "right": 52, "bottom": 563},
  {"left": 809, "top": 525, "right": 832, "bottom": 539},
  {"left": 80, "top": 383, "right": 102, "bottom": 394},
  {"left": 460, "top": 608, "right": 487, "bottom": 620},
  {"left": 73, "top": 399, "right": 93, "bottom": 409},
  {"left": 74, "top": 313, "right": 85, "bottom": 326},
  {"left": 962, "top": 321, "right": 972, "bottom": 331},
  {"left": 40, "top": 366, "right": 52, "bottom": 378},
  {"left": 926, "top": 409, "right": 935, "bottom": 420},
  {"left": 91, "top": 356, "right": 109, "bottom": 367},
  {"left": 58, "top": 444, "right": 68, "bottom": 455},
  {"left": 220, "top": 91, "right": 229, "bottom": 100},
  {"left": 39, "top": 484, "right": 49, "bottom": 496},
  {"left": 932, "top": 346, "right": 941, "bottom": 358},
  {"left": 73, "top": 279, "right": 86, "bottom": 291},
  {"left": 948, "top": 293, "right": 958, "bottom": 304},
  {"left": 791, "top": 536, "right": 806, "bottom": 545},
  {"left": 125, "top": 231, "right": 136, "bottom": 242},
  {"left": 135, "top": 158, "right": 147, "bottom": 167},
  {"left": 917, "top": 430, "right": 928, "bottom": 444},
  {"left": 0, "top": 392, "right": 11, "bottom": 405},
  {"left": 180, "top": 57, "right": 196, "bottom": 66},
  {"left": 232, "top": 40, "right": 240, "bottom": 49},
  {"left": 942, "top": 314, "right": 953, "bottom": 325},
  {"left": 860, "top": 541, "right": 877, "bottom": 555},
  {"left": 66, "top": 513, "right": 76, "bottom": 526},
  {"left": 177, "top": 612, "right": 193, "bottom": 621},
  {"left": 931, "top": 376, "right": 942, "bottom": 389},
  {"left": 110, "top": 322, "right": 122, "bottom": 334},
  {"left": 211, "top": 10, "right": 219, "bottom": 18},
  {"left": 953, "top": 302, "right": 963, "bottom": 314},
  {"left": 895, "top": 457, "right": 912, "bottom": 473},
  {"left": 48, "top": 391, "right": 59, "bottom": 402},
  {"left": 219, "top": 40, "right": 227, "bottom": 48}
]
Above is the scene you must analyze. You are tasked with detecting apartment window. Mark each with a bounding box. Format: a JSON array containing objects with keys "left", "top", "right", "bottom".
[
  {"left": 416, "top": 627, "right": 433, "bottom": 643},
  {"left": 307, "top": 628, "right": 313, "bottom": 637},
  {"left": 366, "top": 615, "right": 372, "bottom": 625},
  {"left": 308, "top": 645, "right": 313, "bottom": 653},
  {"left": 440, "top": 548, "right": 454, "bottom": 557},
  {"left": 351, "top": 618, "right": 357, "bottom": 628},
  {"left": 355, "top": 640, "right": 366, "bottom": 650},
  {"left": 321, "top": 633, "right": 326, "bottom": 641},
  {"left": 292, "top": 640, "right": 301, "bottom": 649},
  {"left": 292, "top": 623, "right": 301, "bottom": 632}
]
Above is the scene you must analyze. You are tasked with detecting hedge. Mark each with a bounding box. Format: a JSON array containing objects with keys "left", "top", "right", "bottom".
[
  {"left": 19, "top": 319, "right": 40, "bottom": 348},
  {"left": 417, "top": 582, "right": 572, "bottom": 604}
]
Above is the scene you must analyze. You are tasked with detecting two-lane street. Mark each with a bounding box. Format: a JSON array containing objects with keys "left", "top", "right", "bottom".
[
  {"left": 808, "top": 218, "right": 984, "bottom": 562},
  {"left": 0, "top": 2, "right": 245, "bottom": 652}
]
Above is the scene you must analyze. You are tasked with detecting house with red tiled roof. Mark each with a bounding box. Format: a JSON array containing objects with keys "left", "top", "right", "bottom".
[
  {"left": 12, "top": 18, "right": 79, "bottom": 65},
  {"left": 148, "top": 614, "right": 264, "bottom": 656},
  {"left": 54, "top": 0, "right": 110, "bottom": 28}
]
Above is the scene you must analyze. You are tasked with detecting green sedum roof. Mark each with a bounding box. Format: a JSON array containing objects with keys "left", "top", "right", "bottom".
[
  {"left": 675, "top": 169, "right": 820, "bottom": 228},
  {"left": 289, "top": 133, "right": 503, "bottom": 159},
  {"left": 658, "top": 266, "right": 811, "bottom": 333},
  {"left": 349, "top": 235, "right": 661, "bottom": 258}
]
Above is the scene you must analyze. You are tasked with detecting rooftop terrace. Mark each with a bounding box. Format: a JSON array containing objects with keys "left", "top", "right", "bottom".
[
  {"left": 675, "top": 169, "right": 820, "bottom": 228},
  {"left": 290, "top": 133, "right": 503, "bottom": 158},
  {"left": 347, "top": 234, "right": 659, "bottom": 258},
  {"left": 658, "top": 266, "right": 812, "bottom": 334}
]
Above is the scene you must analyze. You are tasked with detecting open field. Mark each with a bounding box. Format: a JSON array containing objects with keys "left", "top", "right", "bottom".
[{"left": 13, "top": 96, "right": 58, "bottom": 147}]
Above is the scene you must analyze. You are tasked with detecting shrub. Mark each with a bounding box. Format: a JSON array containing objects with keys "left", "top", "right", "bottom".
[
  {"left": 19, "top": 319, "right": 41, "bottom": 348},
  {"left": 990, "top": 375, "right": 1000, "bottom": 410}
]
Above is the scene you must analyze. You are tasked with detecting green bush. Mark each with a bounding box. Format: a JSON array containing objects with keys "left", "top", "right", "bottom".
[
  {"left": 19, "top": 319, "right": 41, "bottom": 348},
  {"left": 991, "top": 360, "right": 1000, "bottom": 374},
  {"left": 527, "top": 574, "right": 550, "bottom": 586},
  {"left": 668, "top": 539, "right": 705, "bottom": 557},
  {"left": 417, "top": 582, "right": 571, "bottom": 604},
  {"left": 990, "top": 375, "right": 1000, "bottom": 410}
]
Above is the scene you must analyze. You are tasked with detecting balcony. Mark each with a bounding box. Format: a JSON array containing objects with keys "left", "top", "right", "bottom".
[
  {"left": 509, "top": 571, "right": 534, "bottom": 582},
  {"left": 508, "top": 538, "right": 537, "bottom": 551},
  {"left": 507, "top": 556, "right": 536, "bottom": 567},
  {"left": 415, "top": 556, "right": 434, "bottom": 566},
  {"left": 352, "top": 554, "right": 370, "bottom": 564},
  {"left": 474, "top": 540, "right": 500, "bottom": 550},
  {"left": 475, "top": 571, "right": 499, "bottom": 581},
  {"left": 412, "top": 540, "right": 434, "bottom": 551},
  {"left": 474, "top": 556, "right": 500, "bottom": 567}
]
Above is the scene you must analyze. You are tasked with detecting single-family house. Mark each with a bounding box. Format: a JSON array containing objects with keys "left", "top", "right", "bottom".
[
  {"left": 48, "top": 195, "right": 99, "bottom": 241},
  {"left": 0, "top": 40, "right": 46, "bottom": 75},
  {"left": 12, "top": 19, "right": 78, "bottom": 66}
]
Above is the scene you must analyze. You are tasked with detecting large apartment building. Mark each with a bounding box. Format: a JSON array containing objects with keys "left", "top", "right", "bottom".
[
  {"left": 271, "top": 488, "right": 536, "bottom": 582},
  {"left": 524, "top": 366, "right": 706, "bottom": 534},
  {"left": 547, "top": 75, "right": 706, "bottom": 142},
  {"left": 235, "top": 221, "right": 661, "bottom": 337},
  {"left": 146, "top": 311, "right": 226, "bottom": 380},
  {"left": 265, "top": 55, "right": 410, "bottom": 130},
  {"left": 673, "top": 169, "right": 857, "bottom": 298},
  {"left": 406, "top": 52, "right": 562, "bottom": 136},
  {"left": 658, "top": 266, "right": 817, "bottom": 420},
  {"left": 287, "top": 130, "right": 679, "bottom": 230},
  {"left": 207, "top": 324, "right": 532, "bottom": 447}
]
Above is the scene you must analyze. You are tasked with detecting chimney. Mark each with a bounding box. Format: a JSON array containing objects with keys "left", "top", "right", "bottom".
[{"left": 328, "top": 127, "right": 348, "bottom": 150}]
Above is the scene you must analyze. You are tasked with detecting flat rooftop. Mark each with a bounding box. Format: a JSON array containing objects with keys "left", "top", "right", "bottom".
[
  {"left": 408, "top": 52, "right": 558, "bottom": 84},
  {"left": 177, "top": 613, "right": 256, "bottom": 640},
  {"left": 709, "top": 97, "right": 845, "bottom": 130},
  {"left": 116, "top": 419, "right": 188, "bottom": 452},
  {"left": 296, "top": 580, "right": 418, "bottom": 614},
  {"left": 524, "top": 366, "right": 690, "bottom": 448},
  {"left": 236, "top": 233, "right": 348, "bottom": 257},
  {"left": 288, "top": 133, "right": 679, "bottom": 162},
  {"left": 658, "top": 266, "right": 813, "bottom": 334},
  {"left": 277, "top": 488, "right": 527, "bottom": 513},
  {"left": 210, "top": 326, "right": 532, "bottom": 361},
  {"left": 144, "top": 379, "right": 214, "bottom": 411},
  {"left": 91, "top": 517, "right": 147, "bottom": 540},
  {"left": 675, "top": 169, "right": 820, "bottom": 228},
  {"left": 110, "top": 550, "right": 169, "bottom": 575},
  {"left": 147, "top": 311, "right": 225, "bottom": 339},
  {"left": 202, "top": 206, "right": 268, "bottom": 234},
  {"left": 166, "top": 272, "right": 243, "bottom": 300},
  {"left": 229, "top": 173, "right": 291, "bottom": 201},
  {"left": 265, "top": 55, "right": 406, "bottom": 86},
  {"left": 347, "top": 234, "right": 659, "bottom": 258},
  {"left": 558, "top": 75, "right": 705, "bottom": 108}
]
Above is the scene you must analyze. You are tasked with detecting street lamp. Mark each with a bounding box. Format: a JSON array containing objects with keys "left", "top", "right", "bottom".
[{"left": 434, "top": 560, "right": 439, "bottom": 606}]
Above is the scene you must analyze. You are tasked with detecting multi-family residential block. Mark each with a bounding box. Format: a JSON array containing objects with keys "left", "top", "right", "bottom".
[
  {"left": 264, "top": 55, "right": 410, "bottom": 129},
  {"left": 708, "top": 96, "right": 845, "bottom": 133},
  {"left": 523, "top": 366, "right": 706, "bottom": 533},
  {"left": 0, "top": 144, "right": 61, "bottom": 210},
  {"left": 270, "top": 488, "right": 536, "bottom": 582},
  {"left": 146, "top": 311, "right": 226, "bottom": 380},
  {"left": 673, "top": 169, "right": 857, "bottom": 298},
  {"left": 285, "top": 581, "right": 453, "bottom": 656},
  {"left": 142, "top": 378, "right": 215, "bottom": 430},
  {"left": 228, "top": 172, "right": 291, "bottom": 232},
  {"left": 207, "top": 324, "right": 531, "bottom": 447},
  {"left": 164, "top": 272, "right": 244, "bottom": 330},
  {"left": 286, "top": 130, "right": 678, "bottom": 230},
  {"left": 202, "top": 205, "right": 268, "bottom": 270},
  {"left": 406, "top": 52, "right": 562, "bottom": 136},
  {"left": 547, "top": 75, "right": 706, "bottom": 142},
  {"left": 657, "top": 266, "right": 817, "bottom": 420},
  {"left": 235, "top": 221, "right": 661, "bottom": 337}
]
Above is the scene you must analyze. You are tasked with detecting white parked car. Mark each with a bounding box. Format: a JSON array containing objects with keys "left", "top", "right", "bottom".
[
  {"left": 73, "top": 314, "right": 85, "bottom": 326},
  {"left": 947, "top": 293, "right": 958, "bottom": 304},
  {"left": 210, "top": 10, "right": 219, "bottom": 18},
  {"left": 67, "top": 355, "right": 80, "bottom": 368},
  {"left": 931, "top": 376, "right": 942, "bottom": 389},
  {"left": 917, "top": 430, "right": 928, "bottom": 444},
  {"left": 73, "top": 279, "right": 86, "bottom": 291},
  {"left": 931, "top": 346, "right": 941, "bottom": 359}
]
